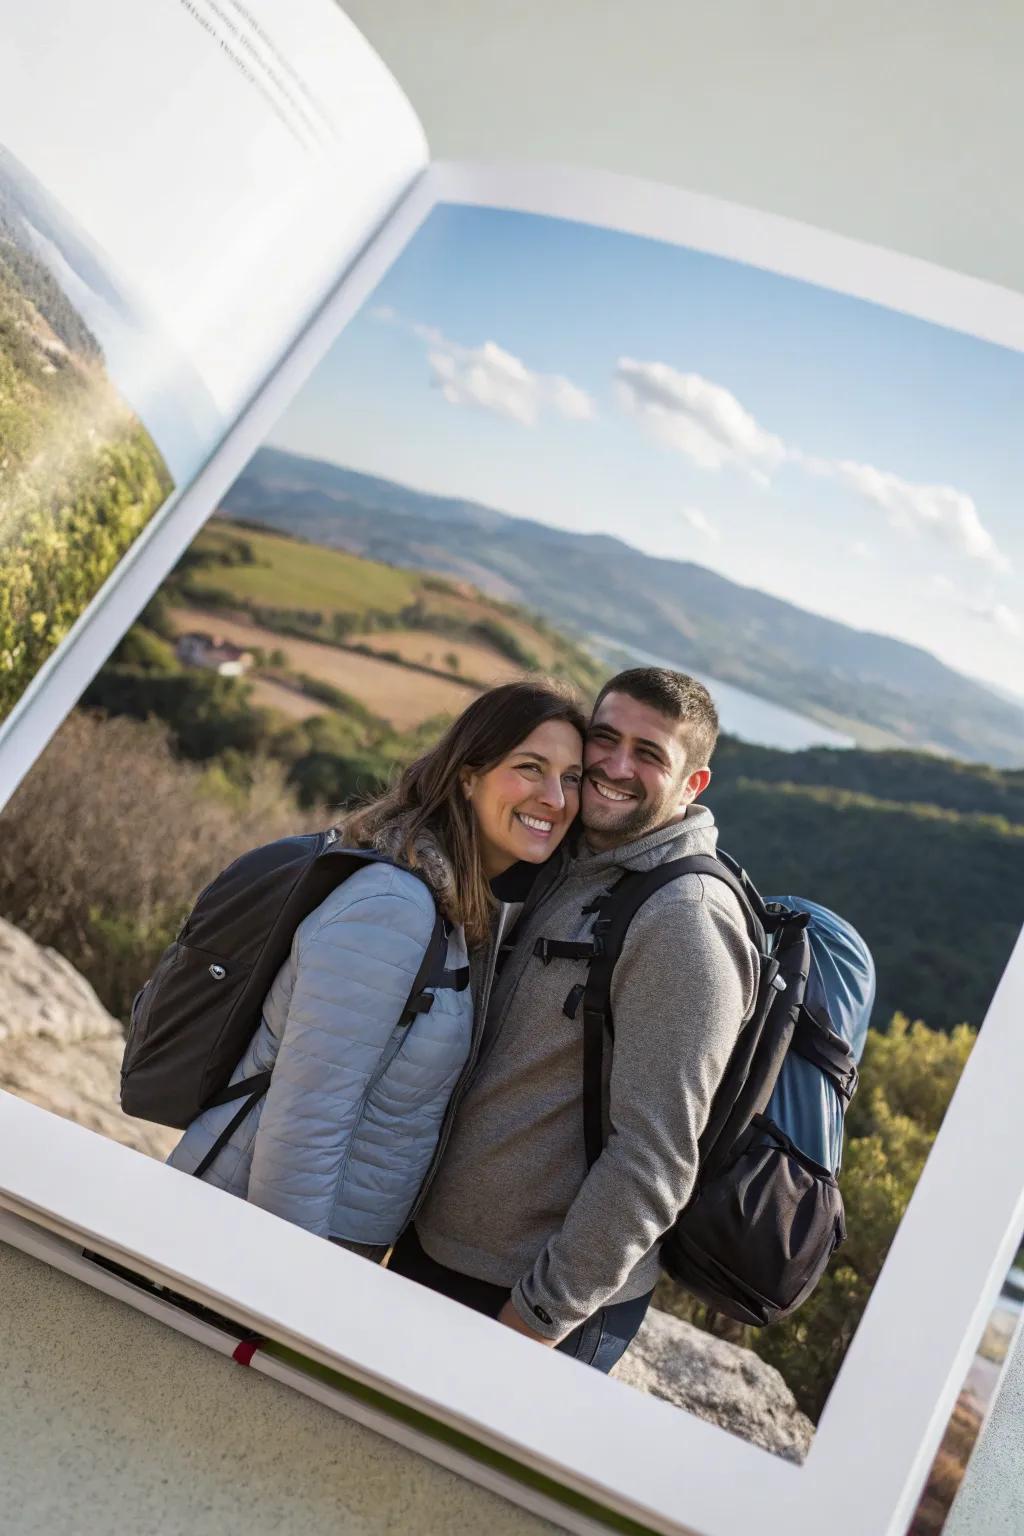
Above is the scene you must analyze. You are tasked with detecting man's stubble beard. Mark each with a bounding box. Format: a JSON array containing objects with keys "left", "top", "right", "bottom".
[{"left": 582, "top": 792, "right": 659, "bottom": 850}]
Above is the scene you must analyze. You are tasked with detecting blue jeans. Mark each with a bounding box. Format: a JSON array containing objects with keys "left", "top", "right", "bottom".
[{"left": 388, "top": 1226, "right": 652, "bottom": 1373}]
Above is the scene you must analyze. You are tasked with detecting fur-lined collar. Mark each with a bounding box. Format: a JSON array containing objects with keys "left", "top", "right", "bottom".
[{"left": 362, "top": 815, "right": 458, "bottom": 924}]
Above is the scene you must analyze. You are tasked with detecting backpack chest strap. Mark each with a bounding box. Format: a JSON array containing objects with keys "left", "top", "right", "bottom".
[{"left": 533, "top": 936, "right": 603, "bottom": 964}]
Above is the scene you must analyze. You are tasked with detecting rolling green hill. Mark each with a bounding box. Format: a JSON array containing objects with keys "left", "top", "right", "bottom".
[
  {"left": 163, "top": 518, "right": 604, "bottom": 695},
  {"left": 711, "top": 737, "right": 1024, "bottom": 822}
]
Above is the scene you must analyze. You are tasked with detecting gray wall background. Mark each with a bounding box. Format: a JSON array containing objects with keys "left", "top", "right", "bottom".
[
  {"left": 0, "top": 1242, "right": 556, "bottom": 1536},
  {"left": 346, "top": 0, "right": 1024, "bottom": 294}
]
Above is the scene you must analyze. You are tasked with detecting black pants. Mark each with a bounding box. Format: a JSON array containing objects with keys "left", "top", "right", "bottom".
[{"left": 388, "top": 1226, "right": 652, "bottom": 1374}]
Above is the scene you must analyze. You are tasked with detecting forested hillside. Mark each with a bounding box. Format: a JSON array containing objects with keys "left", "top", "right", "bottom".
[
  {"left": 709, "top": 776, "right": 1020, "bottom": 1033},
  {"left": 0, "top": 170, "right": 172, "bottom": 719}
]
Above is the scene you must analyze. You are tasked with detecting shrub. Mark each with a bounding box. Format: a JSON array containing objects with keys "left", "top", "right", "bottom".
[
  {"left": 287, "top": 750, "right": 392, "bottom": 810},
  {"left": 109, "top": 626, "right": 180, "bottom": 674},
  {"left": 0, "top": 711, "right": 313, "bottom": 1020},
  {"left": 82, "top": 667, "right": 272, "bottom": 763}
]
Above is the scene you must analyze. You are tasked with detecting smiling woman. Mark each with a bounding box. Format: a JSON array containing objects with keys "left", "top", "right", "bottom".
[
  {"left": 162, "top": 679, "right": 586, "bottom": 1262},
  {"left": 462, "top": 722, "right": 584, "bottom": 876}
]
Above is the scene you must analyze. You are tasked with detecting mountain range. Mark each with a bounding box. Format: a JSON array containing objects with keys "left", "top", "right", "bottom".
[{"left": 221, "top": 447, "right": 1024, "bottom": 767}]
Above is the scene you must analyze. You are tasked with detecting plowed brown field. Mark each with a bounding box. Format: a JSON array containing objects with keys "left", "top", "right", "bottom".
[
  {"left": 168, "top": 609, "right": 479, "bottom": 729},
  {"left": 355, "top": 630, "right": 524, "bottom": 685}
]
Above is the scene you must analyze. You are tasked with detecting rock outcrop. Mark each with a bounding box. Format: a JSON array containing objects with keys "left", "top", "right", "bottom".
[
  {"left": 0, "top": 917, "right": 176, "bottom": 1159},
  {"left": 613, "top": 1305, "right": 814, "bottom": 1463}
]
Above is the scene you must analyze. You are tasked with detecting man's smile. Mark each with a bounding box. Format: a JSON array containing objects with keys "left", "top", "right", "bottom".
[{"left": 587, "top": 778, "right": 639, "bottom": 803}]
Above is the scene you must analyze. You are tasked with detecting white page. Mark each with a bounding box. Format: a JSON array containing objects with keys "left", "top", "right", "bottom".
[
  {"left": 0, "top": 0, "right": 426, "bottom": 767},
  {"left": 2, "top": 153, "right": 1024, "bottom": 1536}
]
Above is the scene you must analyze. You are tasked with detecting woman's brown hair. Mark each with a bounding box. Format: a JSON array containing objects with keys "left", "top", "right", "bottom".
[{"left": 337, "top": 679, "right": 586, "bottom": 947}]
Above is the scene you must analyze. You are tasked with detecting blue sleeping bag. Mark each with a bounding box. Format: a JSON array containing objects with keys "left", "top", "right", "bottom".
[{"left": 762, "top": 896, "right": 875, "bottom": 1174}]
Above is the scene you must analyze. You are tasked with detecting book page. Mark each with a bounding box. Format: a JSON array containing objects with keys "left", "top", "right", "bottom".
[
  {"left": 2, "top": 160, "right": 1024, "bottom": 1536},
  {"left": 0, "top": 0, "right": 425, "bottom": 737}
]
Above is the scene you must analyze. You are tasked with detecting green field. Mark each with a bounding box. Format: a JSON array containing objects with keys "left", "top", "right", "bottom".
[
  {"left": 171, "top": 518, "right": 603, "bottom": 693},
  {"left": 184, "top": 522, "right": 420, "bottom": 615}
]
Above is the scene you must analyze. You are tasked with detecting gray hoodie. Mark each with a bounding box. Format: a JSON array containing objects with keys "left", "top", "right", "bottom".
[{"left": 413, "top": 804, "right": 759, "bottom": 1341}]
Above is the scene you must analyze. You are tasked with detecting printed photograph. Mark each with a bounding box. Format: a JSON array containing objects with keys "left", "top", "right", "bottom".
[
  {"left": 2, "top": 202, "right": 1021, "bottom": 1479},
  {"left": 0, "top": 0, "right": 423, "bottom": 726}
]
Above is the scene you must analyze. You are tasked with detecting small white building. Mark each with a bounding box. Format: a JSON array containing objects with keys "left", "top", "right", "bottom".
[{"left": 175, "top": 632, "right": 253, "bottom": 678}]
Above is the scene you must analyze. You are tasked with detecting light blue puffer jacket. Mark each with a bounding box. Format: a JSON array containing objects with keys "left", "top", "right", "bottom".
[{"left": 167, "top": 860, "right": 473, "bottom": 1246}]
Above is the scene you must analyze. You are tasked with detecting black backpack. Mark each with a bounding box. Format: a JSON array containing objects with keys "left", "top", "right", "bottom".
[
  {"left": 534, "top": 852, "right": 861, "bottom": 1327},
  {"left": 121, "top": 829, "right": 464, "bottom": 1177}
]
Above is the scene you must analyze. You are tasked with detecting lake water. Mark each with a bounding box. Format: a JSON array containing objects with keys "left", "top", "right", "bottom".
[{"left": 590, "top": 636, "right": 855, "bottom": 752}]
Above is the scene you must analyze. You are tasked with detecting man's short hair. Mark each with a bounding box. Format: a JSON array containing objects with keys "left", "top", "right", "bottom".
[{"left": 594, "top": 667, "right": 720, "bottom": 770}]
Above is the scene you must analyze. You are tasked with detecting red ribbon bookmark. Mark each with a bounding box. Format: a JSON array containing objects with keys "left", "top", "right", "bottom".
[{"left": 232, "top": 1336, "right": 264, "bottom": 1367}]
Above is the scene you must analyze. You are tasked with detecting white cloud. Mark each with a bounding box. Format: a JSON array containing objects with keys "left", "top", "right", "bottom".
[
  {"left": 849, "top": 539, "right": 875, "bottom": 561},
  {"left": 611, "top": 357, "right": 1009, "bottom": 580},
  {"left": 835, "top": 461, "right": 1011, "bottom": 574},
  {"left": 411, "top": 320, "right": 445, "bottom": 347},
  {"left": 929, "top": 573, "right": 956, "bottom": 594},
  {"left": 614, "top": 358, "right": 788, "bottom": 480},
  {"left": 971, "top": 602, "right": 1021, "bottom": 639},
  {"left": 369, "top": 306, "right": 595, "bottom": 428},
  {"left": 682, "top": 506, "right": 720, "bottom": 543},
  {"left": 547, "top": 374, "right": 595, "bottom": 422},
  {"left": 427, "top": 340, "right": 596, "bottom": 427}
]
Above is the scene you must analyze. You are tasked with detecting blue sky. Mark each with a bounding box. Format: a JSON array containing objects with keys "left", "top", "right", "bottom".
[{"left": 269, "top": 204, "right": 1024, "bottom": 698}]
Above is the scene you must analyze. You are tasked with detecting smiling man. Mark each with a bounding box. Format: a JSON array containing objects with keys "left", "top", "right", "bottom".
[{"left": 391, "top": 668, "right": 759, "bottom": 1371}]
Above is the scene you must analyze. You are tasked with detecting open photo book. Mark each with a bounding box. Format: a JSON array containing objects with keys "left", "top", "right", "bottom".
[{"left": 2, "top": 4, "right": 1024, "bottom": 1536}]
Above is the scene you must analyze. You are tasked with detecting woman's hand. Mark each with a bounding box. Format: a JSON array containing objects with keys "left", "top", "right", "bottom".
[{"left": 496, "top": 1299, "right": 557, "bottom": 1346}]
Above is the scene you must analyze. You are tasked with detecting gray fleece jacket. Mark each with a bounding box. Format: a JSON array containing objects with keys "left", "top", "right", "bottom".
[{"left": 413, "top": 804, "right": 759, "bottom": 1341}]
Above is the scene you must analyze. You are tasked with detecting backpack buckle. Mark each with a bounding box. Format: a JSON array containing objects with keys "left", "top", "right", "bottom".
[
  {"left": 563, "top": 983, "right": 586, "bottom": 1020},
  {"left": 533, "top": 936, "right": 603, "bottom": 965},
  {"left": 399, "top": 992, "right": 435, "bottom": 1026}
]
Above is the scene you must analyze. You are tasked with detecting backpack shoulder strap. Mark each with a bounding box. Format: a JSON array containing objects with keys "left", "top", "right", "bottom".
[
  {"left": 398, "top": 909, "right": 465, "bottom": 1025},
  {"left": 195, "top": 873, "right": 462, "bottom": 1180},
  {"left": 580, "top": 853, "right": 766, "bottom": 1168}
]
